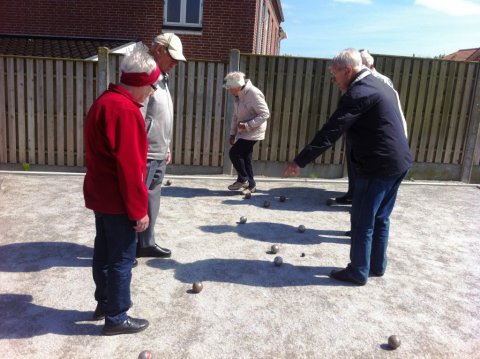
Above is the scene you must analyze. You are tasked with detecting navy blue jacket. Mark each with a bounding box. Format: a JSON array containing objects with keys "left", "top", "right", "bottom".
[{"left": 294, "top": 70, "right": 412, "bottom": 178}]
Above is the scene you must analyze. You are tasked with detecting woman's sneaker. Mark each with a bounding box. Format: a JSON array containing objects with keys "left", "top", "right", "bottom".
[
  {"left": 243, "top": 186, "right": 256, "bottom": 194},
  {"left": 228, "top": 181, "right": 248, "bottom": 190}
]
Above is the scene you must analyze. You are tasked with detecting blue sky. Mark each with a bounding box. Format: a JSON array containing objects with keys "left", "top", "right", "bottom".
[{"left": 280, "top": 0, "right": 480, "bottom": 58}]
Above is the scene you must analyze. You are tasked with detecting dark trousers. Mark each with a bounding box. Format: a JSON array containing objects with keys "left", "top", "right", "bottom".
[
  {"left": 345, "top": 143, "right": 355, "bottom": 198},
  {"left": 137, "top": 159, "right": 166, "bottom": 248},
  {"left": 92, "top": 212, "right": 137, "bottom": 325},
  {"left": 229, "top": 139, "right": 258, "bottom": 187},
  {"left": 347, "top": 170, "right": 408, "bottom": 283}
]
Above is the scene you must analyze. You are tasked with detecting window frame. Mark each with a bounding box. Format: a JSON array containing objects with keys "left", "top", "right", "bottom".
[{"left": 164, "top": 0, "right": 203, "bottom": 29}]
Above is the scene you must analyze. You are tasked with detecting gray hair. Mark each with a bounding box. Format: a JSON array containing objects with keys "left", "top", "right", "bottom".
[
  {"left": 120, "top": 43, "right": 157, "bottom": 74},
  {"left": 331, "top": 48, "right": 363, "bottom": 71},
  {"left": 360, "top": 50, "right": 375, "bottom": 69},
  {"left": 224, "top": 71, "right": 246, "bottom": 89}
]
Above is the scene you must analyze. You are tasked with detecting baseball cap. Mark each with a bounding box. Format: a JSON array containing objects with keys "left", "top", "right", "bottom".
[{"left": 153, "top": 33, "right": 187, "bottom": 62}]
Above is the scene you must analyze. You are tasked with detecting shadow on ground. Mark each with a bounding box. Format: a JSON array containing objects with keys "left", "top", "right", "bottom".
[
  {"left": 163, "top": 185, "right": 350, "bottom": 212},
  {"left": 0, "top": 242, "right": 92, "bottom": 272},
  {"left": 147, "top": 258, "right": 343, "bottom": 288},
  {"left": 199, "top": 221, "right": 351, "bottom": 245},
  {"left": 0, "top": 294, "right": 99, "bottom": 338}
]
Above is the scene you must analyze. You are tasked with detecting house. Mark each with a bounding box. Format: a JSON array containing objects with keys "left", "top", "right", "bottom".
[
  {"left": 444, "top": 47, "right": 480, "bottom": 62},
  {"left": 0, "top": 0, "right": 286, "bottom": 61}
]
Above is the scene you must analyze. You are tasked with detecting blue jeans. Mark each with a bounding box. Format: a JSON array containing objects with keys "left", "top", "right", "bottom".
[
  {"left": 348, "top": 170, "right": 408, "bottom": 283},
  {"left": 92, "top": 212, "right": 137, "bottom": 325}
]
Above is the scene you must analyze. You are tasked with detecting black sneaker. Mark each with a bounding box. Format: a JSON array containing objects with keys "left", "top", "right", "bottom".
[
  {"left": 102, "top": 316, "right": 149, "bottom": 336},
  {"left": 335, "top": 195, "right": 352, "bottom": 205},
  {"left": 228, "top": 181, "right": 248, "bottom": 190}
]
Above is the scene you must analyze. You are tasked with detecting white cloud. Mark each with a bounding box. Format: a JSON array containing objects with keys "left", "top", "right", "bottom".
[
  {"left": 415, "top": 0, "right": 480, "bottom": 16},
  {"left": 334, "top": 0, "right": 372, "bottom": 4}
]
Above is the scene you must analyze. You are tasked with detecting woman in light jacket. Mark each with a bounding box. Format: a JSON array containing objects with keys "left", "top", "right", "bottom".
[{"left": 224, "top": 71, "right": 270, "bottom": 193}]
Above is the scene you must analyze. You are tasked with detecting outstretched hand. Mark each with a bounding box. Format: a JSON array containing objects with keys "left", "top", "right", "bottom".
[{"left": 282, "top": 162, "right": 300, "bottom": 177}]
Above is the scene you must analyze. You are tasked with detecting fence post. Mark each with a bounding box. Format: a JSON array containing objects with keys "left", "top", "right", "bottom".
[
  {"left": 97, "top": 47, "right": 110, "bottom": 95},
  {"left": 461, "top": 64, "right": 480, "bottom": 183},
  {"left": 222, "top": 49, "right": 241, "bottom": 175}
]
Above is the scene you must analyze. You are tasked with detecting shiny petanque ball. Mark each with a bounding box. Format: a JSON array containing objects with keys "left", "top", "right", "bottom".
[
  {"left": 239, "top": 216, "right": 247, "bottom": 224},
  {"left": 244, "top": 192, "right": 252, "bottom": 199},
  {"left": 138, "top": 350, "right": 154, "bottom": 359},
  {"left": 263, "top": 200, "right": 270, "bottom": 208},
  {"left": 271, "top": 244, "right": 279, "bottom": 254},
  {"left": 297, "top": 224, "right": 306, "bottom": 233},
  {"left": 279, "top": 195, "right": 286, "bottom": 202},
  {"left": 388, "top": 335, "right": 401, "bottom": 350},
  {"left": 192, "top": 281, "right": 203, "bottom": 293},
  {"left": 301, "top": 252, "right": 305, "bottom": 257},
  {"left": 165, "top": 179, "right": 172, "bottom": 186},
  {"left": 274, "top": 256, "right": 283, "bottom": 266}
]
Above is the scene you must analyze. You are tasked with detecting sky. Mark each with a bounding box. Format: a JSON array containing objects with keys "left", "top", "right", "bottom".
[{"left": 280, "top": 0, "right": 480, "bottom": 59}]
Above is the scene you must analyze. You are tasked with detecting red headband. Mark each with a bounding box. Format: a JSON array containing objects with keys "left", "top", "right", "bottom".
[{"left": 120, "top": 65, "right": 160, "bottom": 87}]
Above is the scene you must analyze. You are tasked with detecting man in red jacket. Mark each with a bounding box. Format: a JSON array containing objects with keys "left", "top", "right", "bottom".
[{"left": 83, "top": 44, "right": 159, "bottom": 336}]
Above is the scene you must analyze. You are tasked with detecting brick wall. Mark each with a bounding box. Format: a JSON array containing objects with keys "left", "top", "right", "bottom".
[{"left": 0, "top": 0, "right": 281, "bottom": 62}]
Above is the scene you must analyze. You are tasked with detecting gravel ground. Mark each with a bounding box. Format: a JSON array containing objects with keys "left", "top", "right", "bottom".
[{"left": 0, "top": 172, "right": 479, "bottom": 359}]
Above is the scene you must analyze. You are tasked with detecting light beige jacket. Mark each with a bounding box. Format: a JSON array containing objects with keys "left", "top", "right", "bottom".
[{"left": 230, "top": 80, "right": 270, "bottom": 141}]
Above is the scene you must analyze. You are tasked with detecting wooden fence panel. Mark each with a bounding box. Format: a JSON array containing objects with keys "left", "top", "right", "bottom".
[
  {"left": 212, "top": 63, "right": 225, "bottom": 167},
  {"left": 65, "top": 61, "right": 75, "bottom": 165},
  {"left": 6, "top": 58, "right": 15, "bottom": 163},
  {"left": 75, "top": 62, "right": 84, "bottom": 166},
  {"left": 426, "top": 61, "right": 448, "bottom": 162},
  {"left": 453, "top": 64, "right": 477, "bottom": 163},
  {"left": 36, "top": 60, "right": 45, "bottom": 165},
  {"left": 297, "top": 59, "right": 314, "bottom": 153},
  {"left": 16, "top": 58, "right": 26, "bottom": 163},
  {"left": 184, "top": 62, "right": 196, "bottom": 165},
  {"left": 435, "top": 61, "right": 457, "bottom": 163},
  {"left": 279, "top": 58, "right": 295, "bottom": 162},
  {"left": 288, "top": 58, "right": 304, "bottom": 160},
  {"left": 55, "top": 61, "right": 65, "bottom": 165},
  {"left": 193, "top": 62, "right": 205, "bottom": 165},
  {"left": 444, "top": 62, "right": 466, "bottom": 164},
  {"left": 45, "top": 60, "right": 55, "bottom": 165},
  {"left": 203, "top": 63, "right": 215, "bottom": 166},
  {"left": 0, "top": 58, "right": 6, "bottom": 162},
  {"left": 262, "top": 57, "right": 277, "bottom": 161},
  {"left": 26, "top": 59, "right": 35, "bottom": 164},
  {"left": 174, "top": 62, "right": 186, "bottom": 165}
]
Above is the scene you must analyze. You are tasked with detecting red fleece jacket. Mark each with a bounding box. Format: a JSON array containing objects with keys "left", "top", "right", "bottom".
[{"left": 83, "top": 83, "right": 148, "bottom": 220}]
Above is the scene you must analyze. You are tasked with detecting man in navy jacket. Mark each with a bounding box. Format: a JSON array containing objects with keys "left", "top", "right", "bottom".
[{"left": 283, "top": 48, "right": 412, "bottom": 285}]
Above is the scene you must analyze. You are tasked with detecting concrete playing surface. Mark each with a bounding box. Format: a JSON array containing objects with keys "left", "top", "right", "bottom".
[{"left": 0, "top": 173, "right": 479, "bottom": 358}]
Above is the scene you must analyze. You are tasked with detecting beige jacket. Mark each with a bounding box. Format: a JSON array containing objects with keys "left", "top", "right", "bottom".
[{"left": 230, "top": 80, "right": 269, "bottom": 141}]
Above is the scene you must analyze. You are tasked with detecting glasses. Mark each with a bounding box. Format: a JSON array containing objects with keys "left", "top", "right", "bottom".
[{"left": 150, "top": 84, "right": 157, "bottom": 91}]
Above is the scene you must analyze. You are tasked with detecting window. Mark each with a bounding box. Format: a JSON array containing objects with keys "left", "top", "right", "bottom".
[{"left": 164, "top": 0, "right": 203, "bottom": 29}]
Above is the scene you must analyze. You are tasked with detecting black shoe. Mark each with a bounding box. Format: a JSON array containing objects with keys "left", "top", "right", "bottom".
[
  {"left": 93, "top": 301, "right": 134, "bottom": 321},
  {"left": 132, "top": 259, "right": 138, "bottom": 268},
  {"left": 137, "top": 244, "right": 171, "bottom": 258},
  {"left": 102, "top": 316, "right": 149, "bottom": 336},
  {"left": 330, "top": 268, "right": 366, "bottom": 286},
  {"left": 335, "top": 195, "right": 352, "bottom": 205},
  {"left": 93, "top": 302, "right": 107, "bottom": 321},
  {"left": 369, "top": 271, "right": 384, "bottom": 277}
]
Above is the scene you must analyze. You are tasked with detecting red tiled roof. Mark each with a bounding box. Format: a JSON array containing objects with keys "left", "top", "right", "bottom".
[
  {"left": 0, "top": 35, "right": 137, "bottom": 59},
  {"left": 444, "top": 48, "right": 480, "bottom": 62}
]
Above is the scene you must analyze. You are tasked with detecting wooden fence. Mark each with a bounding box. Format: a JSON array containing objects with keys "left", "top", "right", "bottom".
[{"left": 0, "top": 49, "right": 479, "bottom": 182}]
